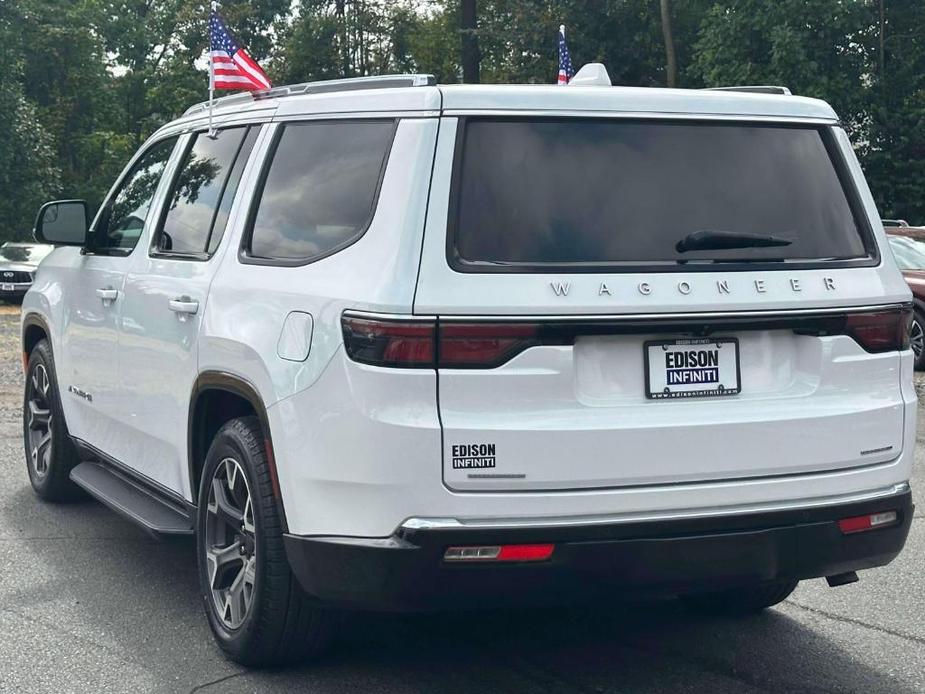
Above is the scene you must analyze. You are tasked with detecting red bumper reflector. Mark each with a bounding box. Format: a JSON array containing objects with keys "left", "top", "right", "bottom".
[
  {"left": 838, "top": 511, "right": 898, "bottom": 535},
  {"left": 444, "top": 543, "right": 555, "bottom": 562},
  {"left": 497, "top": 543, "right": 555, "bottom": 561}
]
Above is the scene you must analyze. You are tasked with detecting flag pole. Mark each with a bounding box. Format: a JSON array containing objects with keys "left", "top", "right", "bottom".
[
  {"left": 559, "top": 24, "right": 567, "bottom": 86},
  {"left": 208, "top": 1, "right": 217, "bottom": 137}
]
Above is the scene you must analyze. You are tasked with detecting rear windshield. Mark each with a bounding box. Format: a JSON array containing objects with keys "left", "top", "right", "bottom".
[{"left": 450, "top": 119, "right": 873, "bottom": 272}]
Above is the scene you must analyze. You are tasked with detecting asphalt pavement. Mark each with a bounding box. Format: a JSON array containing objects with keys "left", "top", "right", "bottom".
[{"left": 0, "top": 305, "right": 923, "bottom": 693}]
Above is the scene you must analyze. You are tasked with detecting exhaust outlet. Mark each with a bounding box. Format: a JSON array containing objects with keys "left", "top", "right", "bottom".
[{"left": 826, "top": 571, "right": 859, "bottom": 587}]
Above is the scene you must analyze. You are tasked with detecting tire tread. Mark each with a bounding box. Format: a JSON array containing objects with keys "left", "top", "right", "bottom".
[
  {"left": 24, "top": 340, "right": 82, "bottom": 501},
  {"left": 198, "top": 416, "right": 333, "bottom": 666}
]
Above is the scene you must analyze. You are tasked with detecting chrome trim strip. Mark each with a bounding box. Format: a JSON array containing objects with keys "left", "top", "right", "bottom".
[
  {"left": 346, "top": 303, "right": 906, "bottom": 324},
  {"left": 437, "top": 303, "right": 908, "bottom": 322},
  {"left": 342, "top": 309, "right": 436, "bottom": 322},
  {"left": 400, "top": 482, "right": 911, "bottom": 531}
]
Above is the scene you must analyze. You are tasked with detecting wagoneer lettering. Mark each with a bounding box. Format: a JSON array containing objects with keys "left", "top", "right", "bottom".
[
  {"left": 21, "top": 69, "right": 915, "bottom": 667},
  {"left": 562, "top": 276, "right": 843, "bottom": 299}
]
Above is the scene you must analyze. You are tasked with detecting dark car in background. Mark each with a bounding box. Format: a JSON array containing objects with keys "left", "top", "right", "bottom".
[
  {"left": 0, "top": 243, "right": 54, "bottom": 302},
  {"left": 885, "top": 224, "right": 925, "bottom": 369}
]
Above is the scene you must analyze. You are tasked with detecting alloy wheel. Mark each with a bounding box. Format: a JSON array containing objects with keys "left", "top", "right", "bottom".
[
  {"left": 205, "top": 457, "right": 257, "bottom": 630},
  {"left": 912, "top": 319, "right": 924, "bottom": 361},
  {"left": 26, "top": 364, "right": 53, "bottom": 479}
]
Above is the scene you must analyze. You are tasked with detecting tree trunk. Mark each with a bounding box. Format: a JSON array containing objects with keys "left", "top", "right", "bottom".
[
  {"left": 660, "top": 0, "right": 678, "bottom": 88},
  {"left": 879, "top": 0, "right": 886, "bottom": 83},
  {"left": 460, "top": 0, "right": 480, "bottom": 84},
  {"left": 335, "top": 0, "right": 350, "bottom": 78}
]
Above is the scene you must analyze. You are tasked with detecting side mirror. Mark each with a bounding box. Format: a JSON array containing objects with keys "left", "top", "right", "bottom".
[{"left": 34, "top": 200, "right": 88, "bottom": 246}]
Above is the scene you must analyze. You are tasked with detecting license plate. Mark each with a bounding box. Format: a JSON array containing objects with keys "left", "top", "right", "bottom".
[
  {"left": 645, "top": 338, "right": 740, "bottom": 399},
  {"left": 1, "top": 284, "right": 13, "bottom": 292}
]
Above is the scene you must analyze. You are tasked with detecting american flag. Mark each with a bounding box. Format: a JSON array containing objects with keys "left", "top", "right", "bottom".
[
  {"left": 557, "top": 26, "right": 573, "bottom": 85},
  {"left": 209, "top": 10, "right": 271, "bottom": 91}
]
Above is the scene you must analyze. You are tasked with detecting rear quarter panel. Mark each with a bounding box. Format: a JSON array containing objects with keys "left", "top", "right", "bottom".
[
  {"left": 199, "top": 118, "right": 441, "bottom": 530},
  {"left": 200, "top": 117, "right": 440, "bottom": 406}
]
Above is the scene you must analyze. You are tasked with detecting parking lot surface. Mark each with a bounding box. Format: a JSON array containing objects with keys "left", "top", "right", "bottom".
[{"left": 0, "top": 306, "right": 922, "bottom": 693}]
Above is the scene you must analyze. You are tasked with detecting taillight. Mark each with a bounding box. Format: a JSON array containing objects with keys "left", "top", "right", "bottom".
[
  {"left": 342, "top": 316, "right": 547, "bottom": 369},
  {"left": 843, "top": 308, "right": 911, "bottom": 353},
  {"left": 341, "top": 316, "right": 435, "bottom": 368},
  {"left": 341, "top": 306, "right": 914, "bottom": 369},
  {"left": 439, "top": 322, "right": 541, "bottom": 368}
]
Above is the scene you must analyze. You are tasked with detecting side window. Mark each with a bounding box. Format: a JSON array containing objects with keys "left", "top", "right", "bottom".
[
  {"left": 155, "top": 126, "right": 257, "bottom": 257},
  {"left": 94, "top": 137, "right": 178, "bottom": 253},
  {"left": 245, "top": 120, "right": 394, "bottom": 263},
  {"left": 208, "top": 128, "right": 259, "bottom": 255}
]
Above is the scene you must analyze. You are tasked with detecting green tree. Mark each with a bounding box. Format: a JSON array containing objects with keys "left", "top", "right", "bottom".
[
  {"left": 691, "top": 0, "right": 871, "bottom": 131},
  {"left": 99, "top": 0, "right": 286, "bottom": 144},
  {"left": 17, "top": 0, "right": 124, "bottom": 210},
  {"left": 277, "top": 1, "right": 429, "bottom": 83},
  {"left": 860, "top": 0, "right": 925, "bottom": 220},
  {"left": 0, "top": 1, "right": 61, "bottom": 240}
]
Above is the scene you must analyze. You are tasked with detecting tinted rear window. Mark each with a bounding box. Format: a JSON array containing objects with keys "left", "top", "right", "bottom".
[
  {"left": 246, "top": 120, "right": 394, "bottom": 263},
  {"left": 451, "top": 119, "right": 872, "bottom": 271}
]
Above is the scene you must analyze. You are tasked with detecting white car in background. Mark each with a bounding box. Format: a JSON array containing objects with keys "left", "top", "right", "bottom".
[
  {"left": 0, "top": 242, "right": 53, "bottom": 301},
  {"left": 19, "top": 68, "right": 916, "bottom": 666}
]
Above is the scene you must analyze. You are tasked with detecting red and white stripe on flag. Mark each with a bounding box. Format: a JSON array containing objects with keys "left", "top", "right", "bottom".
[{"left": 210, "top": 50, "right": 271, "bottom": 91}]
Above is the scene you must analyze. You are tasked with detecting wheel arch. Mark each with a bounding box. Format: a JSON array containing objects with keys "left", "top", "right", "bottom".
[
  {"left": 188, "top": 372, "right": 286, "bottom": 528},
  {"left": 22, "top": 312, "right": 51, "bottom": 364}
]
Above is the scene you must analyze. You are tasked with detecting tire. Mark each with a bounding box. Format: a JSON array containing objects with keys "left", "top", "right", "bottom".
[
  {"left": 23, "top": 339, "right": 82, "bottom": 501},
  {"left": 196, "top": 416, "right": 335, "bottom": 666},
  {"left": 911, "top": 310, "right": 925, "bottom": 371},
  {"left": 680, "top": 579, "right": 798, "bottom": 615}
]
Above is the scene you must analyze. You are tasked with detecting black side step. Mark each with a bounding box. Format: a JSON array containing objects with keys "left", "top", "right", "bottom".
[{"left": 70, "top": 461, "right": 195, "bottom": 536}]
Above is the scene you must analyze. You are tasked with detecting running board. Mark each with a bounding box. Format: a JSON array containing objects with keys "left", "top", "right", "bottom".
[{"left": 70, "top": 461, "right": 194, "bottom": 536}]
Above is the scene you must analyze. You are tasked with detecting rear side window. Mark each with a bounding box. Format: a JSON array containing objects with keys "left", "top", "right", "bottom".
[
  {"left": 155, "top": 126, "right": 257, "bottom": 257},
  {"left": 245, "top": 120, "right": 395, "bottom": 264},
  {"left": 450, "top": 119, "right": 874, "bottom": 272}
]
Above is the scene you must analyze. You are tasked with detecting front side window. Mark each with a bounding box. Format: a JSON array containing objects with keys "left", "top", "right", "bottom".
[
  {"left": 94, "top": 137, "right": 178, "bottom": 253},
  {"left": 245, "top": 120, "right": 395, "bottom": 263},
  {"left": 451, "top": 119, "right": 873, "bottom": 271},
  {"left": 155, "top": 126, "right": 257, "bottom": 257}
]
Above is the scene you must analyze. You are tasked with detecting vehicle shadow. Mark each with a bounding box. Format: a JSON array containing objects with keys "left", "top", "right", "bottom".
[{"left": 0, "top": 485, "right": 917, "bottom": 694}]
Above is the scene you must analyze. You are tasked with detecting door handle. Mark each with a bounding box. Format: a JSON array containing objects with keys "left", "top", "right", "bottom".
[
  {"left": 168, "top": 296, "right": 199, "bottom": 316},
  {"left": 96, "top": 287, "right": 118, "bottom": 302}
]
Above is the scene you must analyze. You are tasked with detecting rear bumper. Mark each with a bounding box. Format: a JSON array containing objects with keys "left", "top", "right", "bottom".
[{"left": 284, "top": 488, "right": 913, "bottom": 611}]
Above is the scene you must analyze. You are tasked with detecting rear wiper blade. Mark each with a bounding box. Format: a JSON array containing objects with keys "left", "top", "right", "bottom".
[{"left": 676, "top": 230, "right": 793, "bottom": 253}]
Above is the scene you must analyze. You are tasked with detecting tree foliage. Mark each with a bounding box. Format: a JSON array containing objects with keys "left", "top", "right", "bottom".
[{"left": 2, "top": 0, "right": 924, "bottom": 241}]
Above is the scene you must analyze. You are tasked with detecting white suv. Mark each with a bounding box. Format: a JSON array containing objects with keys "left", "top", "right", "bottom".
[{"left": 22, "top": 69, "right": 916, "bottom": 666}]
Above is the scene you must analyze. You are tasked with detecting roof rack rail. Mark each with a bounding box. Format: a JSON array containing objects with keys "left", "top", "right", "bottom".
[
  {"left": 705, "top": 85, "right": 792, "bottom": 96},
  {"left": 183, "top": 73, "right": 436, "bottom": 116}
]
